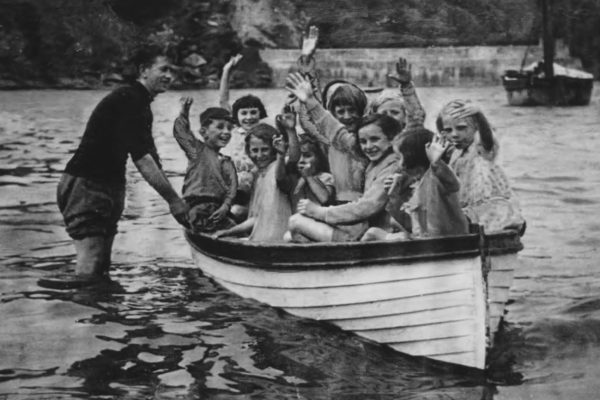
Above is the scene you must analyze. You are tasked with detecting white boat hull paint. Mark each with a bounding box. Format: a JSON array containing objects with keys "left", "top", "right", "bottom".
[{"left": 188, "top": 248, "right": 515, "bottom": 369}]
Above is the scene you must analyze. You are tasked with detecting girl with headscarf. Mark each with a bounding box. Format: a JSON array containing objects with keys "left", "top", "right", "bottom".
[{"left": 436, "top": 100, "right": 525, "bottom": 233}]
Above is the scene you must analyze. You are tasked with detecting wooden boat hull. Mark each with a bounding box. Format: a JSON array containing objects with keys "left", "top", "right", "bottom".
[
  {"left": 186, "top": 231, "right": 522, "bottom": 369},
  {"left": 502, "top": 74, "right": 593, "bottom": 106}
]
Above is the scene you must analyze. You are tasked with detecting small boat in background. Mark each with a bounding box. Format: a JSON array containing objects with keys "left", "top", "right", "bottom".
[
  {"left": 502, "top": 61, "right": 594, "bottom": 106},
  {"left": 186, "top": 229, "right": 523, "bottom": 370},
  {"left": 501, "top": 0, "right": 594, "bottom": 106}
]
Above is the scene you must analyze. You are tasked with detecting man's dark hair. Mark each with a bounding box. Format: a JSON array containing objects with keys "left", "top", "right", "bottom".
[{"left": 129, "top": 44, "right": 173, "bottom": 75}]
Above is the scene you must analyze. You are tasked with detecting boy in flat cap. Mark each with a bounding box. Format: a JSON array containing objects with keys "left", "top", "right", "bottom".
[{"left": 173, "top": 98, "right": 238, "bottom": 233}]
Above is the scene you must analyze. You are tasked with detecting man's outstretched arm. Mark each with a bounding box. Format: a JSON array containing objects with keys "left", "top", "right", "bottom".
[{"left": 134, "top": 154, "right": 189, "bottom": 228}]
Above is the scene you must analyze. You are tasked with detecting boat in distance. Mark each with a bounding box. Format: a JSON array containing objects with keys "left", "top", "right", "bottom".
[
  {"left": 501, "top": 0, "right": 594, "bottom": 106},
  {"left": 502, "top": 62, "right": 593, "bottom": 106},
  {"left": 185, "top": 229, "right": 523, "bottom": 369}
]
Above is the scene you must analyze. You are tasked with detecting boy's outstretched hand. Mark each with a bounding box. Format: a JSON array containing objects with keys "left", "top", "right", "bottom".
[
  {"left": 285, "top": 73, "right": 313, "bottom": 103},
  {"left": 425, "top": 135, "right": 449, "bottom": 165},
  {"left": 388, "top": 57, "right": 412, "bottom": 86},
  {"left": 179, "top": 96, "right": 193, "bottom": 117}
]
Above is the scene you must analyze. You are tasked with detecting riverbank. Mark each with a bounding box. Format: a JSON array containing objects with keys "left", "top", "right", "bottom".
[{"left": 0, "top": 43, "right": 587, "bottom": 90}]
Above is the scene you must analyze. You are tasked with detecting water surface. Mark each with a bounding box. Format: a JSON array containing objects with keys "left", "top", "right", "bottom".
[{"left": 1, "top": 87, "right": 599, "bottom": 399}]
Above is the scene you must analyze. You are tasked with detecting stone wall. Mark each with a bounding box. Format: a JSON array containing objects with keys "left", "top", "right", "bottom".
[{"left": 261, "top": 43, "right": 581, "bottom": 87}]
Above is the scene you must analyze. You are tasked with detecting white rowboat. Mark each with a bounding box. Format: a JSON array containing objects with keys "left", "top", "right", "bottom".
[{"left": 186, "top": 229, "right": 522, "bottom": 369}]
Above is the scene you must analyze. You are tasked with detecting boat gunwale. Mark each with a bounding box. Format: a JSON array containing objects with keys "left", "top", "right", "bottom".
[{"left": 186, "top": 230, "right": 522, "bottom": 270}]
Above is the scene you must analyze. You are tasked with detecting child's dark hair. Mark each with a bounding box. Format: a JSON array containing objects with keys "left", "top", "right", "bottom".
[
  {"left": 396, "top": 127, "right": 434, "bottom": 170},
  {"left": 244, "top": 123, "right": 278, "bottom": 157},
  {"left": 322, "top": 80, "right": 368, "bottom": 117},
  {"left": 359, "top": 113, "right": 402, "bottom": 140},
  {"left": 232, "top": 94, "right": 267, "bottom": 125},
  {"left": 299, "top": 135, "right": 329, "bottom": 173}
]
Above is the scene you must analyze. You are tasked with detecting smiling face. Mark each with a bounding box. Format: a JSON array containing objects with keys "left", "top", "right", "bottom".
[
  {"left": 139, "top": 56, "right": 175, "bottom": 96},
  {"left": 358, "top": 123, "right": 392, "bottom": 163},
  {"left": 333, "top": 104, "right": 361, "bottom": 133},
  {"left": 377, "top": 99, "right": 406, "bottom": 126},
  {"left": 201, "top": 119, "right": 233, "bottom": 150},
  {"left": 237, "top": 107, "right": 261, "bottom": 131},
  {"left": 440, "top": 115, "right": 477, "bottom": 150},
  {"left": 247, "top": 135, "right": 275, "bottom": 169}
]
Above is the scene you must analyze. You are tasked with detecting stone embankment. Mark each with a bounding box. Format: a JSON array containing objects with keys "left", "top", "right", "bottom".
[{"left": 262, "top": 43, "right": 582, "bottom": 87}]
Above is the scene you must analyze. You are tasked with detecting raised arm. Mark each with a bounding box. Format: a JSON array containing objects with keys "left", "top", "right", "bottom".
[
  {"left": 388, "top": 57, "right": 425, "bottom": 130},
  {"left": 304, "top": 174, "right": 334, "bottom": 205},
  {"left": 218, "top": 54, "right": 242, "bottom": 111},
  {"left": 173, "top": 97, "right": 199, "bottom": 160},
  {"left": 286, "top": 73, "right": 361, "bottom": 159},
  {"left": 298, "top": 102, "right": 330, "bottom": 145},
  {"left": 296, "top": 25, "right": 327, "bottom": 141},
  {"left": 426, "top": 135, "right": 460, "bottom": 193},
  {"left": 273, "top": 134, "right": 295, "bottom": 194},
  {"left": 276, "top": 106, "right": 301, "bottom": 163},
  {"left": 298, "top": 25, "right": 323, "bottom": 103}
]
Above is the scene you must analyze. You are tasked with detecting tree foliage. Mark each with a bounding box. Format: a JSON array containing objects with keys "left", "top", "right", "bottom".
[{"left": 0, "top": 0, "right": 598, "bottom": 87}]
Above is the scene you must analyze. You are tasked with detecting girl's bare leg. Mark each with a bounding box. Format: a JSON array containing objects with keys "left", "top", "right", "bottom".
[
  {"left": 288, "top": 214, "right": 334, "bottom": 242},
  {"left": 360, "top": 227, "right": 388, "bottom": 242}
]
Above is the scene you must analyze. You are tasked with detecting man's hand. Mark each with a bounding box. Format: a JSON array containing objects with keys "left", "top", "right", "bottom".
[
  {"left": 208, "top": 204, "right": 229, "bottom": 225},
  {"left": 388, "top": 57, "right": 412, "bottom": 86},
  {"left": 425, "top": 135, "right": 449, "bottom": 165},
  {"left": 168, "top": 198, "right": 190, "bottom": 228},
  {"left": 301, "top": 25, "right": 319, "bottom": 59},
  {"left": 285, "top": 73, "right": 314, "bottom": 103}
]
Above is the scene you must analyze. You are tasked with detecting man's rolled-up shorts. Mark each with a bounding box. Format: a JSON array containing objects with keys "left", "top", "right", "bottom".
[{"left": 57, "top": 173, "right": 125, "bottom": 240}]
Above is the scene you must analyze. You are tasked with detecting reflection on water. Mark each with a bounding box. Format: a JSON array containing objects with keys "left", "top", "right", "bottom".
[{"left": 1, "top": 87, "right": 600, "bottom": 399}]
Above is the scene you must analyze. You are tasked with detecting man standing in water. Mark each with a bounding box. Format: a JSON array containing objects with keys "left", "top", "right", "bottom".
[{"left": 55, "top": 45, "right": 189, "bottom": 283}]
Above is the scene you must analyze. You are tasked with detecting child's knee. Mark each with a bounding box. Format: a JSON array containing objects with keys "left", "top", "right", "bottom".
[
  {"left": 288, "top": 214, "right": 303, "bottom": 232},
  {"left": 230, "top": 204, "right": 248, "bottom": 223},
  {"left": 360, "top": 227, "right": 378, "bottom": 242}
]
